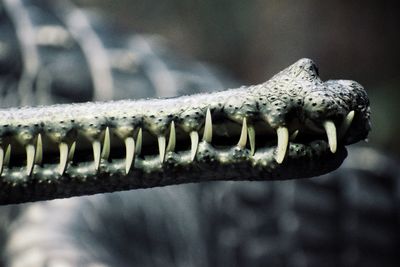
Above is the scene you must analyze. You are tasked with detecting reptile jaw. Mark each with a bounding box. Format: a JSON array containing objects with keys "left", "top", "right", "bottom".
[
  {"left": 0, "top": 58, "right": 370, "bottom": 204},
  {"left": 0, "top": 108, "right": 356, "bottom": 173}
]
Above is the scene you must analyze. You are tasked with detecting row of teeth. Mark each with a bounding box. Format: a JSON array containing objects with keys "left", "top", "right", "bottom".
[{"left": 0, "top": 109, "right": 355, "bottom": 177}]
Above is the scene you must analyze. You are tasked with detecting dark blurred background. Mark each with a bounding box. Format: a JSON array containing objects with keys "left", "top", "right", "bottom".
[{"left": 73, "top": 0, "right": 400, "bottom": 157}]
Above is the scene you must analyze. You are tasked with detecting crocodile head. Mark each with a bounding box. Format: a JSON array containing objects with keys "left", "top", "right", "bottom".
[{"left": 0, "top": 58, "right": 370, "bottom": 204}]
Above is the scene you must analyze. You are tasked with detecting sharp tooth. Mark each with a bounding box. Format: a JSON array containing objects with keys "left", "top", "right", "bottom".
[
  {"left": 323, "top": 120, "right": 337, "bottom": 153},
  {"left": 125, "top": 137, "right": 135, "bottom": 174},
  {"left": 101, "top": 127, "right": 111, "bottom": 160},
  {"left": 0, "top": 146, "right": 4, "bottom": 175},
  {"left": 275, "top": 127, "right": 289, "bottom": 164},
  {"left": 136, "top": 128, "right": 142, "bottom": 155},
  {"left": 190, "top": 131, "right": 199, "bottom": 161},
  {"left": 26, "top": 144, "right": 36, "bottom": 176},
  {"left": 58, "top": 142, "right": 69, "bottom": 175},
  {"left": 290, "top": 130, "right": 299, "bottom": 141},
  {"left": 247, "top": 125, "right": 256, "bottom": 155},
  {"left": 69, "top": 141, "right": 76, "bottom": 161},
  {"left": 158, "top": 135, "right": 166, "bottom": 163},
  {"left": 166, "top": 121, "right": 176, "bottom": 152},
  {"left": 339, "top": 110, "right": 355, "bottom": 138},
  {"left": 35, "top": 134, "right": 43, "bottom": 165},
  {"left": 202, "top": 108, "right": 212, "bottom": 143},
  {"left": 237, "top": 117, "right": 248, "bottom": 148},
  {"left": 4, "top": 144, "right": 11, "bottom": 166},
  {"left": 92, "top": 140, "right": 101, "bottom": 171}
]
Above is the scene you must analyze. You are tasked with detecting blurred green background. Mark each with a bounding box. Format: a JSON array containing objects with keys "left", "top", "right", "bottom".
[{"left": 75, "top": 0, "right": 400, "bottom": 156}]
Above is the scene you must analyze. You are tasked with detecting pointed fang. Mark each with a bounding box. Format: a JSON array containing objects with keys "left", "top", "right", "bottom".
[
  {"left": 202, "top": 108, "right": 212, "bottom": 143},
  {"left": 190, "top": 131, "right": 199, "bottom": 161},
  {"left": 237, "top": 117, "right": 248, "bottom": 148},
  {"left": 275, "top": 127, "right": 289, "bottom": 164},
  {"left": 136, "top": 128, "right": 142, "bottom": 155},
  {"left": 324, "top": 120, "right": 337, "bottom": 153},
  {"left": 0, "top": 146, "right": 3, "bottom": 175},
  {"left": 339, "top": 110, "right": 355, "bottom": 138},
  {"left": 101, "top": 127, "right": 111, "bottom": 160},
  {"left": 248, "top": 125, "right": 256, "bottom": 155},
  {"left": 26, "top": 144, "right": 36, "bottom": 176},
  {"left": 125, "top": 137, "right": 135, "bottom": 174},
  {"left": 4, "top": 144, "right": 11, "bottom": 166},
  {"left": 35, "top": 134, "right": 43, "bottom": 165},
  {"left": 69, "top": 141, "right": 76, "bottom": 161},
  {"left": 290, "top": 130, "right": 299, "bottom": 141},
  {"left": 92, "top": 141, "right": 101, "bottom": 171},
  {"left": 167, "top": 121, "right": 176, "bottom": 152},
  {"left": 58, "top": 142, "right": 69, "bottom": 175},
  {"left": 158, "top": 136, "right": 166, "bottom": 163}
]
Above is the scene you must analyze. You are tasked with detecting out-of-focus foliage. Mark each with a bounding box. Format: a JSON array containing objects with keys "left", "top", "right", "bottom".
[{"left": 75, "top": 0, "right": 400, "bottom": 155}]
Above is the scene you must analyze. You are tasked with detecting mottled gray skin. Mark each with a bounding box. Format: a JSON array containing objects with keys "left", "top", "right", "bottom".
[{"left": 0, "top": 59, "right": 370, "bottom": 204}]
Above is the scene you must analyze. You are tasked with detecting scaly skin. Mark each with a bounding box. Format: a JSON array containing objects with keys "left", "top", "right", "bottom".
[{"left": 0, "top": 59, "right": 370, "bottom": 204}]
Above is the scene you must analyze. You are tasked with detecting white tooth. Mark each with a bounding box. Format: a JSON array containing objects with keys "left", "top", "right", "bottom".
[
  {"left": 101, "top": 127, "right": 111, "bottom": 160},
  {"left": 275, "top": 127, "right": 289, "bottom": 164},
  {"left": 158, "top": 135, "right": 166, "bottom": 163},
  {"left": 290, "top": 130, "right": 299, "bottom": 141},
  {"left": 69, "top": 141, "right": 76, "bottom": 161},
  {"left": 4, "top": 144, "right": 11, "bottom": 166},
  {"left": 339, "top": 110, "right": 355, "bottom": 138},
  {"left": 247, "top": 125, "right": 256, "bottom": 155},
  {"left": 35, "top": 134, "right": 43, "bottom": 165},
  {"left": 58, "top": 142, "right": 69, "bottom": 175},
  {"left": 323, "top": 120, "right": 337, "bottom": 153},
  {"left": 166, "top": 121, "right": 176, "bottom": 152},
  {"left": 136, "top": 128, "right": 142, "bottom": 155},
  {"left": 26, "top": 144, "right": 36, "bottom": 176},
  {"left": 125, "top": 137, "right": 135, "bottom": 174},
  {"left": 237, "top": 117, "right": 248, "bottom": 148},
  {"left": 202, "top": 108, "right": 212, "bottom": 143},
  {"left": 92, "top": 140, "right": 101, "bottom": 171},
  {"left": 190, "top": 131, "right": 199, "bottom": 161},
  {"left": 0, "top": 146, "right": 4, "bottom": 175}
]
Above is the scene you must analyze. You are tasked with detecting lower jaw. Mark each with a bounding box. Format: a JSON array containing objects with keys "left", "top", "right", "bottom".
[{"left": 0, "top": 140, "right": 347, "bottom": 205}]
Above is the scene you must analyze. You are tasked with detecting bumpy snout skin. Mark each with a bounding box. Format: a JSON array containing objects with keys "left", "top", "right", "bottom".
[
  {"left": 247, "top": 60, "right": 370, "bottom": 138},
  {"left": 0, "top": 59, "right": 370, "bottom": 204}
]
